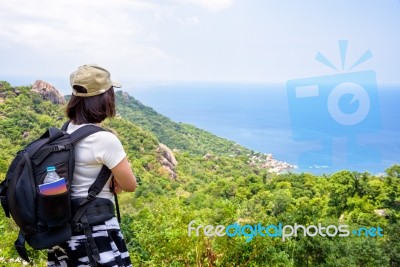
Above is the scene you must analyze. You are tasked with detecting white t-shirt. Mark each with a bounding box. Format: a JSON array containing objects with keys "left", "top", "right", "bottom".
[{"left": 66, "top": 123, "right": 126, "bottom": 201}]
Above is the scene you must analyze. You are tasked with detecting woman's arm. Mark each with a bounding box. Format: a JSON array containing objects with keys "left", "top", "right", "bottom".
[{"left": 111, "top": 157, "right": 137, "bottom": 192}]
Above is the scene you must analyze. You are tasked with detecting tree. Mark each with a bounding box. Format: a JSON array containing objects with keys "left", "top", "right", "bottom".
[
  {"left": 386, "top": 164, "right": 400, "bottom": 178},
  {"left": 328, "top": 170, "right": 356, "bottom": 216}
]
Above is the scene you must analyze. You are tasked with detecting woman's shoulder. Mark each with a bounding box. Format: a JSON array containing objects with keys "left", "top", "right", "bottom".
[
  {"left": 67, "top": 122, "right": 121, "bottom": 143},
  {"left": 92, "top": 129, "right": 120, "bottom": 143}
]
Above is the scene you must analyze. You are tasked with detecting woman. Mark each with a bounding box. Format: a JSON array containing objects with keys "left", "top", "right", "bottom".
[{"left": 48, "top": 64, "right": 137, "bottom": 267}]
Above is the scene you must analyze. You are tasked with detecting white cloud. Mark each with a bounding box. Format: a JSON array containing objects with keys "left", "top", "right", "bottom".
[
  {"left": 0, "top": 0, "right": 230, "bottom": 65},
  {"left": 0, "top": 0, "right": 142, "bottom": 48},
  {"left": 177, "top": 0, "right": 234, "bottom": 11},
  {"left": 3, "top": 0, "right": 397, "bottom": 85},
  {"left": 176, "top": 16, "right": 200, "bottom": 25},
  {"left": 0, "top": 0, "right": 185, "bottom": 81}
]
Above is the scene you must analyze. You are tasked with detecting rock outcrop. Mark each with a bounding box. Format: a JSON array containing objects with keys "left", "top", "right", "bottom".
[
  {"left": 157, "top": 143, "right": 178, "bottom": 180},
  {"left": 31, "top": 80, "right": 65, "bottom": 105},
  {"left": 374, "top": 209, "right": 388, "bottom": 217},
  {"left": 0, "top": 82, "right": 22, "bottom": 101},
  {"left": 203, "top": 153, "right": 213, "bottom": 160}
]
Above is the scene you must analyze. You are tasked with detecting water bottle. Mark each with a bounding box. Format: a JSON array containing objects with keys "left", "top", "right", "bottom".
[
  {"left": 39, "top": 166, "right": 70, "bottom": 226},
  {"left": 39, "top": 166, "right": 67, "bottom": 195},
  {"left": 43, "top": 166, "right": 61, "bottom": 184}
]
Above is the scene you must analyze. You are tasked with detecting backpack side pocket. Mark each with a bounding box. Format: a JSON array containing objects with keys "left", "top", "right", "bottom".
[{"left": 37, "top": 189, "right": 71, "bottom": 228}]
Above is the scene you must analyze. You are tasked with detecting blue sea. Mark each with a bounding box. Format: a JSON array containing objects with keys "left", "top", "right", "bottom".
[{"left": 130, "top": 82, "right": 399, "bottom": 175}]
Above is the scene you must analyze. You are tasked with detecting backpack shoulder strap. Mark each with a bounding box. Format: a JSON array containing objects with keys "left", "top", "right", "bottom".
[
  {"left": 71, "top": 166, "right": 112, "bottom": 223},
  {"left": 69, "top": 124, "right": 106, "bottom": 144},
  {"left": 61, "top": 121, "right": 70, "bottom": 131},
  {"left": 87, "top": 165, "right": 112, "bottom": 197},
  {"left": 31, "top": 123, "right": 105, "bottom": 166},
  {"left": 62, "top": 121, "right": 107, "bottom": 144}
]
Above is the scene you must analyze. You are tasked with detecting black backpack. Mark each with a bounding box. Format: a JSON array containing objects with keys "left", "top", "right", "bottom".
[{"left": 0, "top": 121, "right": 119, "bottom": 263}]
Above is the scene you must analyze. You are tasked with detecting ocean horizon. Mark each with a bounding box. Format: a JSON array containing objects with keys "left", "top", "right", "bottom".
[{"left": 131, "top": 82, "right": 400, "bottom": 175}]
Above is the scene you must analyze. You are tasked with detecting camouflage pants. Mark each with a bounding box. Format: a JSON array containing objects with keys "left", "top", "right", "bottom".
[{"left": 47, "top": 217, "right": 132, "bottom": 267}]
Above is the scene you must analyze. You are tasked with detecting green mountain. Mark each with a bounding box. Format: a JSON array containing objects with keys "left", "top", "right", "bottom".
[
  {"left": 114, "top": 90, "right": 248, "bottom": 156},
  {"left": 0, "top": 81, "right": 399, "bottom": 267}
]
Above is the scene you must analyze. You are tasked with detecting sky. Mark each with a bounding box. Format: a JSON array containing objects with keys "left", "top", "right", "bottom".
[{"left": 1, "top": 0, "right": 400, "bottom": 95}]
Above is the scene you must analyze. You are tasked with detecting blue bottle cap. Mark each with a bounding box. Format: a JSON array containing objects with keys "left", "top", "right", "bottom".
[{"left": 46, "top": 166, "right": 56, "bottom": 171}]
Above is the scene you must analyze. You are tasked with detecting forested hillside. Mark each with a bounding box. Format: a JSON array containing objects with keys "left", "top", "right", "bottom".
[
  {"left": 0, "top": 81, "right": 399, "bottom": 267},
  {"left": 114, "top": 90, "right": 249, "bottom": 156}
]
